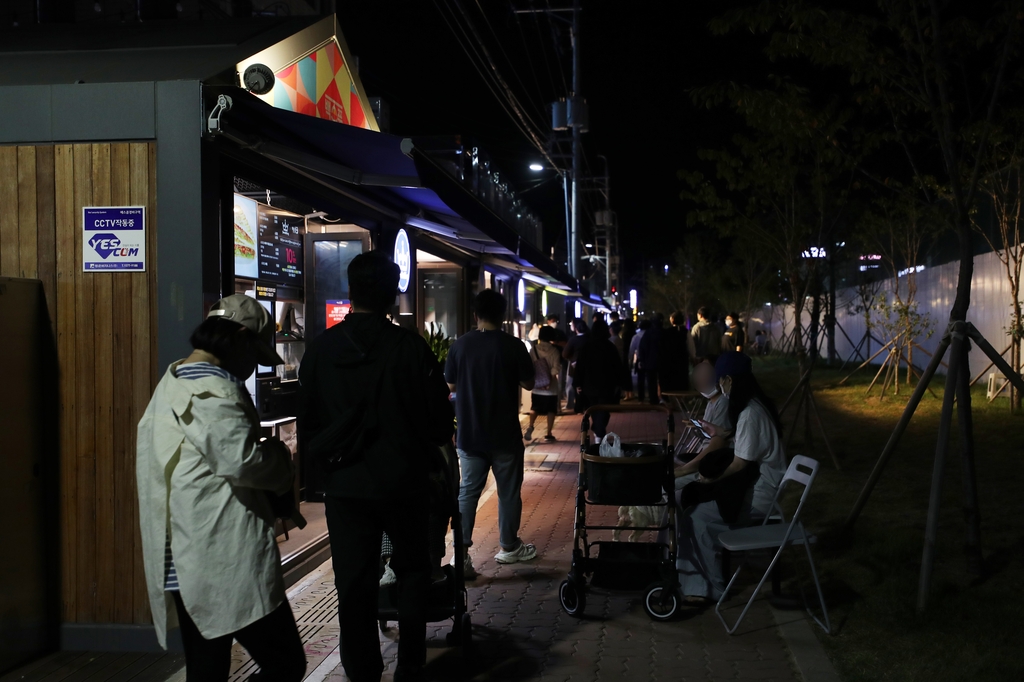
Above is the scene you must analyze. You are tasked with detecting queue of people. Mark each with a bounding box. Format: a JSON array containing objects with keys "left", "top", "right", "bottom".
[{"left": 135, "top": 252, "right": 775, "bottom": 682}]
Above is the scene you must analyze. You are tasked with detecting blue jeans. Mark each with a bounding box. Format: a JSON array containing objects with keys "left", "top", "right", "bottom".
[{"left": 457, "top": 447, "right": 525, "bottom": 551}]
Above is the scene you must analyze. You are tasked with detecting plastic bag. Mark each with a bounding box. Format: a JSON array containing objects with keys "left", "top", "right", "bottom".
[{"left": 599, "top": 432, "right": 623, "bottom": 458}]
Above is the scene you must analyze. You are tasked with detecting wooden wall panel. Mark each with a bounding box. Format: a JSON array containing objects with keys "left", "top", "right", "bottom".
[
  {"left": 110, "top": 143, "right": 135, "bottom": 624},
  {"left": 1, "top": 142, "right": 157, "bottom": 626},
  {"left": 131, "top": 141, "right": 155, "bottom": 625},
  {"left": 53, "top": 144, "right": 77, "bottom": 623},
  {"left": 72, "top": 143, "right": 97, "bottom": 623},
  {"left": 0, "top": 146, "right": 18, "bottom": 276},
  {"left": 36, "top": 146, "right": 57, "bottom": 338},
  {"left": 18, "top": 147, "right": 38, "bottom": 280},
  {"left": 91, "top": 144, "right": 115, "bottom": 624}
]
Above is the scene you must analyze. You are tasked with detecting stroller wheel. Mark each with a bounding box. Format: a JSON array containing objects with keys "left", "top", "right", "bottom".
[
  {"left": 559, "top": 579, "right": 586, "bottom": 617},
  {"left": 460, "top": 612, "right": 473, "bottom": 649},
  {"left": 643, "top": 583, "right": 680, "bottom": 621}
]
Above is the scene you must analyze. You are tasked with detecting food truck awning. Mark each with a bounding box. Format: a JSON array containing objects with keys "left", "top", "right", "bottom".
[{"left": 209, "top": 88, "right": 577, "bottom": 290}]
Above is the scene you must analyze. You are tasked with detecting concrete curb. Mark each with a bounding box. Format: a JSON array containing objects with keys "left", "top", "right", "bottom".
[{"left": 771, "top": 605, "right": 843, "bottom": 682}]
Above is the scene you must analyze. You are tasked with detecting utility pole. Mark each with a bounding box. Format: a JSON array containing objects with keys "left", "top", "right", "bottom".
[
  {"left": 516, "top": 2, "right": 585, "bottom": 280},
  {"left": 570, "top": 0, "right": 582, "bottom": 281},
  {"left": 597, "top": 154, "right": 615, "bottom": 299}
]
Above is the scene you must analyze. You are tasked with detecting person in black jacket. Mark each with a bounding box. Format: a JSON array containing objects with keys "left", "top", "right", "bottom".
[
  {"left": 659, "top": 311, "right": 691, "bottom": 392},
  {"left": 637, "top": 313, "right": 666, "bottom": 404},
  {"left": 573, "top": 319, "right": 630, "bottom": 439},
  {"left": 298, "top": 251, "right": 454, "bottom": 682}
]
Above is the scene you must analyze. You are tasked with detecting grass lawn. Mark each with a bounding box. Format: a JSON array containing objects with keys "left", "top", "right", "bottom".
[{"left": 752, "top": 356, "right": 1024, "bottom": 682}]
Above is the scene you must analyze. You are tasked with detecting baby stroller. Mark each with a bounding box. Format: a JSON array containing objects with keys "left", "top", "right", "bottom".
[
  {"left": 377, "top": 442, "right": 472, "bottom": 650},
  {"left": 559, "top": 404, "right": 681, "bottom": 621}
]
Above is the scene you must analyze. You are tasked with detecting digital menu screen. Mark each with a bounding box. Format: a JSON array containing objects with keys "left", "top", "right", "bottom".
[
  {"left": 257, "top": 205, "right": 304, "bottom": 284},
  {"left": 233, "top": 195, "right": 259, "bottom": 280}
]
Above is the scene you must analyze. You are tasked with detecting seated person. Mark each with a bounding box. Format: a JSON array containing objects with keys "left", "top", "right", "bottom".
[
  {"left": 674, "top": 355, "right": 731, "bottom": 487},
  {"left": 674, "top": 352, "right": 788, "bottom": 605}
]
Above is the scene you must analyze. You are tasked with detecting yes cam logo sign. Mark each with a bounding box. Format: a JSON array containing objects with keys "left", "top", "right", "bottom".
[{"left": 82, "top": 207, "right": 146, "bottom": 272}]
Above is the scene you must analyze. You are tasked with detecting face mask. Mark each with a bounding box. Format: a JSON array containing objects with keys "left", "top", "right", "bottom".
[{"left": 700, "top": 388, "right": 719, "bottom": 399}]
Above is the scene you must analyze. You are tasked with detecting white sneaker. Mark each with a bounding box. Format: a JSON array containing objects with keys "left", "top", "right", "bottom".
[
  {"left": 379, "top": 562, "right": 397, "bottom": 587},
  {"left": 450, "top": 551, "right": 478, "bottom": 579},
  {"left": 494, "top": 540, "right": 538, "bottom": 564}
]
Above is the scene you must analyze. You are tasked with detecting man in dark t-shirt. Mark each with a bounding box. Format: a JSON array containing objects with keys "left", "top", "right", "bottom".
[
  {"left": 723, "top": 312, "right": 746, "bottom": 352},
  {"left": 445, "top": 289, "right": 537, "bottom": 578}
]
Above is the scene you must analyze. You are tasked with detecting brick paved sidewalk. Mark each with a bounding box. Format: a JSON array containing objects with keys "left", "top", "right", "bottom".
[{"left": 231, "top": 410, "right": 808, "bottom": 682}]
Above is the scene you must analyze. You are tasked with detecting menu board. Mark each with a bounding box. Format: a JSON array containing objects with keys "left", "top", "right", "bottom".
[
  {"left": 233, "top": 195, "right": 259, "bottom": 279},
  {"left": 257, "top": 205, "right": 304, "bottom": 284}
]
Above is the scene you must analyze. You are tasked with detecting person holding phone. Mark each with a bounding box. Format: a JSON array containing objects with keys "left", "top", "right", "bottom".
[
  {"left": 673, "top": 355, "right": 731, "bottom": 486},
  {"left": 674, "top": 352, "right": 788, "bottom": 605}
]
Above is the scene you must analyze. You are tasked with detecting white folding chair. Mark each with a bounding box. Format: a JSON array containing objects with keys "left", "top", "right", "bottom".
[{"left": 714, "top": 455, "right": 831, "bottom": 635}]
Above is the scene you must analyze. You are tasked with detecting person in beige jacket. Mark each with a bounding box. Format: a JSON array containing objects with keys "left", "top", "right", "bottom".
[{"left": 136, "top": 295, "right": 305, "bottom": 681}]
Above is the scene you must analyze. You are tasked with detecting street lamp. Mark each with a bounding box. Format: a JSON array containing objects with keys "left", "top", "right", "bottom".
[{"left": 529, "top": 163, "right": 544, "bottom": 171}]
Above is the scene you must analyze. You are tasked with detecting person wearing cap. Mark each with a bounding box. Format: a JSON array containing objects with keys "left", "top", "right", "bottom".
[
  {"left": 674, "top": 351, "right": 788, "bottom": 605},
  {"left": 299, "top": 251, "right": 454, "bottom": 682},
  {"left": 136, "top": 294, "right": 305, "bottom": 681}
]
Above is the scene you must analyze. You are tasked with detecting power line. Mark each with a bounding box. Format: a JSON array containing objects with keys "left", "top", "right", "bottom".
[
  {"left": 472, "top": 0, "right": 550, "bottom": 127},
  {"left": 448, "top": 0, "right": 549, "bottom": 141},
  {"left": 433, "top": 0, "right": 556, "bottom": 169}
]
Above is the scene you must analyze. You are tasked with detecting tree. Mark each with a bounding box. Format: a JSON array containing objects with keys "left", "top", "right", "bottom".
[
  {"left": 716, "top": 238, "right": 778, "bottom": 344},
  {"left": 714, "top": 0, "right": 1022, "bottom": 324},
  {"left": 858, "top": 183, "right": 946, "bottom": 389},
  {"left": 971, "top": 113, "right": 1024, "bottom": 410},
  {"left": 682, "top": 83, "right": 854, "bottom": 372},
  {"left": 644, "top": 231, "right": 722, "bottom": 320},
  {"left": 711, "top": 0, "right": 1024, "bottom": 603}
]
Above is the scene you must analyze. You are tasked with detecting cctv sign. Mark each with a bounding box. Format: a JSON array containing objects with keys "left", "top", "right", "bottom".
[{"left": 82, "top": 206, "right": 146, "bottom": 271}]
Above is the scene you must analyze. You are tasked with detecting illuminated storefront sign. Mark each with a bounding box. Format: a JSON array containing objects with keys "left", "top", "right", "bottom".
[{"left": 394, "top": 229, "right": 411, "bottom": 292}]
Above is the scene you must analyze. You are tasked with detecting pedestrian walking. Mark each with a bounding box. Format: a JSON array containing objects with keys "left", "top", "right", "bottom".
[
  {"left": 629, "top": 320, "right": 649, "bottom": 401},
  {"left": 546, "top": 313, "right": 569, "bottom": 411},
  {"left": 573, "top": 319, "right": 630, "bottom": 439},
  {"left": 298, "top": 251, "right": 454, "bottom": 682},
  {"left": 445, "top": 289, "right": 538, "bottom": 578},
  {"left": 136, "top": 294, "right": 306, "bottom": 682},
  {"left": 524, "top": 325, "right": 562, "bottom": 442},
  {"left": 562, "top": 318, "right": 589, "bottom": 412}
]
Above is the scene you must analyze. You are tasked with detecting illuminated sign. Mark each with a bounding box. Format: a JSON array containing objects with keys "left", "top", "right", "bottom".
[
  {"left": 629, "top": 289, "right": 637, "bottom": 310},
  {"left": 898, "top": 265, "right": 926, "bottom": 277},
  {"left": 394, "top": 229, "right": 411, "bottom": 293},
  {"left": 517, "top": 279, "right": 526, "bottom": 312},
  {"left": 542, "top": 290, "right": 548, "bottom": 316},
  {"left": 574, "top": 300, "right": 582, "bottom": 318},
  {"left": 257, "top": 205, "right": 304, "bottom": 284}
]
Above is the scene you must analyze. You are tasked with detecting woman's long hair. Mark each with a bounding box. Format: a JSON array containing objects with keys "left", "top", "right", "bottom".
[{"left": 727, "top": 371, "right": 783, "bottom": 436}]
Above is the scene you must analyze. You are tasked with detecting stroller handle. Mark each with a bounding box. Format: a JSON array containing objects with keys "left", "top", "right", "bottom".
[
  {"left": 580, "top": 403, "right": 673, "bottom": 418},
  {"left": 579, "top": 403, "right": 675, "bottom": 445}
]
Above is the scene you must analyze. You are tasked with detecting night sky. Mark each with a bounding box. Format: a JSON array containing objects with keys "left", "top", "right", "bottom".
[{"left": 334, "top": 2, "right": 753, "bottom": 286}]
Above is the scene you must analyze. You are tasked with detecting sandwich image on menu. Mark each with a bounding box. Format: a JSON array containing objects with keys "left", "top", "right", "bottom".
[{"left": 233, "top": 195, "right": 259, "bottom": 279}]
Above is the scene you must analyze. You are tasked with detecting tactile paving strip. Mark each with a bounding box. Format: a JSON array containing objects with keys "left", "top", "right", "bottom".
[{"left": 228, "top": 568, "right": 342, "bottom": 681}]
